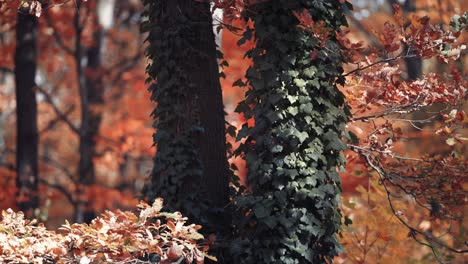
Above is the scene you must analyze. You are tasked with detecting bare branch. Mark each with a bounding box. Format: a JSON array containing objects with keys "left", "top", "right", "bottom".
[
  {"left": 39, "top": 105, "right": 75, "bottom": 133},
  {"left": 0, "top": 67, "right": 13, "bottom": 74},
  {"left": 38, "top": 178, "right": 75, "bottom": 206},
  {"left": 351, "top": 147, "right": 468, "bottom": 255},
  {"left": 344, "top": 53, "right": 405, "bottom": 77},
  {"left": 35, "top": 85, "right": 80, "bottom": 134},
  {"left": 44, "top": 11, "right": 75, "bottom": 55}
]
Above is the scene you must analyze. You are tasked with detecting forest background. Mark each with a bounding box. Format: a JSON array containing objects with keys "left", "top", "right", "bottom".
[{"left": 0, "top": 0, "right": 466, "bottom": 263}]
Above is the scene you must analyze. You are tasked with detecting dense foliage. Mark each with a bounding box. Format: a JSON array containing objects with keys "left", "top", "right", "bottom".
[
  {"left": 0, "top": 200, "right": 210, "bottom": 263},
  {"left": 231, "top": 1, "right": 351, "bottom": 263}
]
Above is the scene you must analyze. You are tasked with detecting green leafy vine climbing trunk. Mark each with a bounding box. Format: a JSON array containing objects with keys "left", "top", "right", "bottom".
[
  {"left": 141, "top": 0, "right": 230, "bottom": 236},
  {"left": 233, "top": 1, "right": 351, "bottom": 263}
]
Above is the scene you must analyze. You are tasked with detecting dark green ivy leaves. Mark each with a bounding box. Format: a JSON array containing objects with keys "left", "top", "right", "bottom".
[{"left": 233, "top": 1, "right": 352, "bottom": 263}]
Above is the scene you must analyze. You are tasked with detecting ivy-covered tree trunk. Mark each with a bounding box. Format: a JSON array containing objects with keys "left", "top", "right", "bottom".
[
  {"left": 233, "top": 1, "right": 350, "bottom": 263},
  {"left": 14, "top": 4, "right": 39, "bottom": 216},
  {"left": 141, "top": 0, "right": 230, "bottom": 233}
]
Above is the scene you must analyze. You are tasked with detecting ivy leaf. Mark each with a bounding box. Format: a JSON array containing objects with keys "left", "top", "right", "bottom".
[
  {"left": 271, "top": 145, "right": 284, "bottom": 153},
  {"left": 233, "top": 79, "right": 246, "bottom": 87},
  {"left": 294, "top": 78, "right": 306, "bottom": 88},
  {"left": 344, "top": 215, "right": 353, "bottom": 226},
  {"left": 296, "top": 131, "right": 309, "bottom": 143},
  {"left": 287, "top": 106, "right": 299, "bottom": 116},
  {"left": 344, "top": 131, "right": 359, "bottom": 144},
  {"left": 253, "top": 204, "right": 270, "bottom": 218},
  {"left": 263, "top": 216, "right": 277, "bottom": 229},
  {"left": 303, "top": 67, "right": 316, "bottom": 78}
]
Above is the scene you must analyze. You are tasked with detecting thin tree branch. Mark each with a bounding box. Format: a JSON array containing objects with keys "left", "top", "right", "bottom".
[
  {"left": 0, "top": 161, "right": 15, "bottom": 172},
  {"left": 35, "top": 85, "right": 80, "bottom": 134},
  {"left": 353, "top": 149, "right": 468, "bottom": 255},
  {"left": 44, "top": 11, "right": 75, "bottom": 55},
  {"left": 38, "top": 178, "right": 75, "bottom": 206},
  {"left": 344, "top": 53, "right": 406, "bottom": 77},
  {"left": 41, "top": 154, "right": 77, "bottom": 184},
  {"left": 105, "top": 50, "right": 144, "bottom": 92},
  {"left": 0, "top": 157, "right": 75, "bottom": 206},
  {"left": 0, "top": 67, "right": 13, "bottom": 74},
  {"left": 39, "top": 105, "right": 75, "bottom": 133}
]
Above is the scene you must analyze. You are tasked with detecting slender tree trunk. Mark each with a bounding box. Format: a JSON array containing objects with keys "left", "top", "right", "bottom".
[
  {"left": 402, "top": 0, "right": 422, "bottom": 80},
  {"left": 75, "top": 1, "right": 109, "bottom": 223},
  {"left": 14, "top": 5, "right": 39, "bottom": 216},
  {"left": 388, "top": 0, "right": 422, "bottom": 79},
  {"left": 79, "top": 27, "right": 104, "bottom": 223},
  {"left": 74, "top": 1, "right": 103, "bottom": 224},
  {"left": 74, "top": 0, "right": 88, "bottom": 224}
]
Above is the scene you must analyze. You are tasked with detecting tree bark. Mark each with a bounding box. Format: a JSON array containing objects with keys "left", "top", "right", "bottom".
[
  {"left": 78, "top": 28, "right": 104, "bottom": 223},
  {"left": 14, "top": 6, "right": 39, "bottom": 215},
  {"left": 75, "top": 2, "right": 107, "bottom": 223},
  {"left": 402, "top": 0, "right": 422, "bottom": 80},
  {"left": 144, "top": 0, "right": 230, "bottom": 234},
  {"left": 388, "top": 0, "right": 422, "bottom": 80},
  {"left": 187, "top": 0, "right": 231, "bottom": 224}
]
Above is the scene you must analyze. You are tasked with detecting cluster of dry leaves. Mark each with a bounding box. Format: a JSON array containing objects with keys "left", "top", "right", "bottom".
[{"left": 0, "top": 199, "right": 210, "bottom": 263}]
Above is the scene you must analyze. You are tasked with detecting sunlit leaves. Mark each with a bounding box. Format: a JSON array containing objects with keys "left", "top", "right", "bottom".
[
  {"left": 0, "top": 200, "right": 208, "bottom": 263},
  {"left": 341, "top": 5, "right": 468, "bottom": 258}
]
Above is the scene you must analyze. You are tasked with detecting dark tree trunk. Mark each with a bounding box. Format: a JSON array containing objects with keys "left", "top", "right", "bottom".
[
  {"left": 14, "top": 7, "right": 39, "bottom": 215},
  {"left": 80, "top": 27, "right": 104, "bottom": 223},
  {"left": 388, "top": 0, "right": 422, "bottom": 80},
  {"left": 402, "top": 0, "right": 422, "bottom": 80},
  {"left": 143, "top": 0, "right": 230, "bottom": 236},
  {"left": 75, "top": 7, "right": 105, "bottom": 223},
  {"left": 187, "top": 0, "right": 231, "bottom": 226}
]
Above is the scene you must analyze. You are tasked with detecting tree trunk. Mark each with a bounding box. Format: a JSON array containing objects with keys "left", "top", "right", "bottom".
[
  {"left": 402, "top": 0, "right": 422, "bottom": 80},
  {"left": 75, "top": 1, "right": 108, "bottom": 223},
  {"left": 14, "top": 6, "right": 39, "bottom": 216},
  {"left": 142, "top": 0, "right": 230, "bottom": 233},
  {"left": 387, "top": 0, "right": 422, "bottom": 79},
  {"left": 233, "top": 1, "right": 350, "bottom": 263},
  {"left": 79, "top": 28, "right": 104, "bottom": 223},
  {"left": 188, "top": 0, "right": 231, "bottom": 227}
]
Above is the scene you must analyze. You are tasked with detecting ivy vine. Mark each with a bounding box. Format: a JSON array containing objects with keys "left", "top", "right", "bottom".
[
  {"left": 140, "top": 0, "right": 210, "bottom": 225},
  {"left": 232, "top": 1, "right": 351, "bottom": 263}
]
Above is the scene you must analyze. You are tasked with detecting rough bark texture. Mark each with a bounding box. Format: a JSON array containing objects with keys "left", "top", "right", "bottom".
[
  {"left": 143, "top": 0, "right": 230, "bottom": 233},
  {"left": 188, "top": 0, "right": 231, "bottom": 222},
  {"left": 14, "top": 7, "right": 39, "bottom": 216}
]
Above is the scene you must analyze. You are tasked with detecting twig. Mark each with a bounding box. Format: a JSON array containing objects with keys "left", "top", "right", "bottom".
[
  {"left": 38, "top": 178, "right": 75, "bottom": 206},
  {"left": 35, "top": 85, "right": 80, "bottom": 134},
  {"left": 39, "top": 105, "right": 75, "bottom": 133},
  {"left": 44, "top": 11, "right": 75, "bottom": 55},
  {"left": 356, "top": 150, "right": 468, "bottom": 255}
]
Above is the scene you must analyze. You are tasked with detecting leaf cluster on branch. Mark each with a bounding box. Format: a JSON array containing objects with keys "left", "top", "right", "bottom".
[
  {"left": 339, "top": 5, "right": 467, "bottom": 259},
  {"left": 0, "top": 199, "right": 210, "bottom": 264}
]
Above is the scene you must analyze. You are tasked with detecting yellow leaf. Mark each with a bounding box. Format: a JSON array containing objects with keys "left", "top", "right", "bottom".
[{"left": 204, "top": 253, "right": 218, "bottom": 262}]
